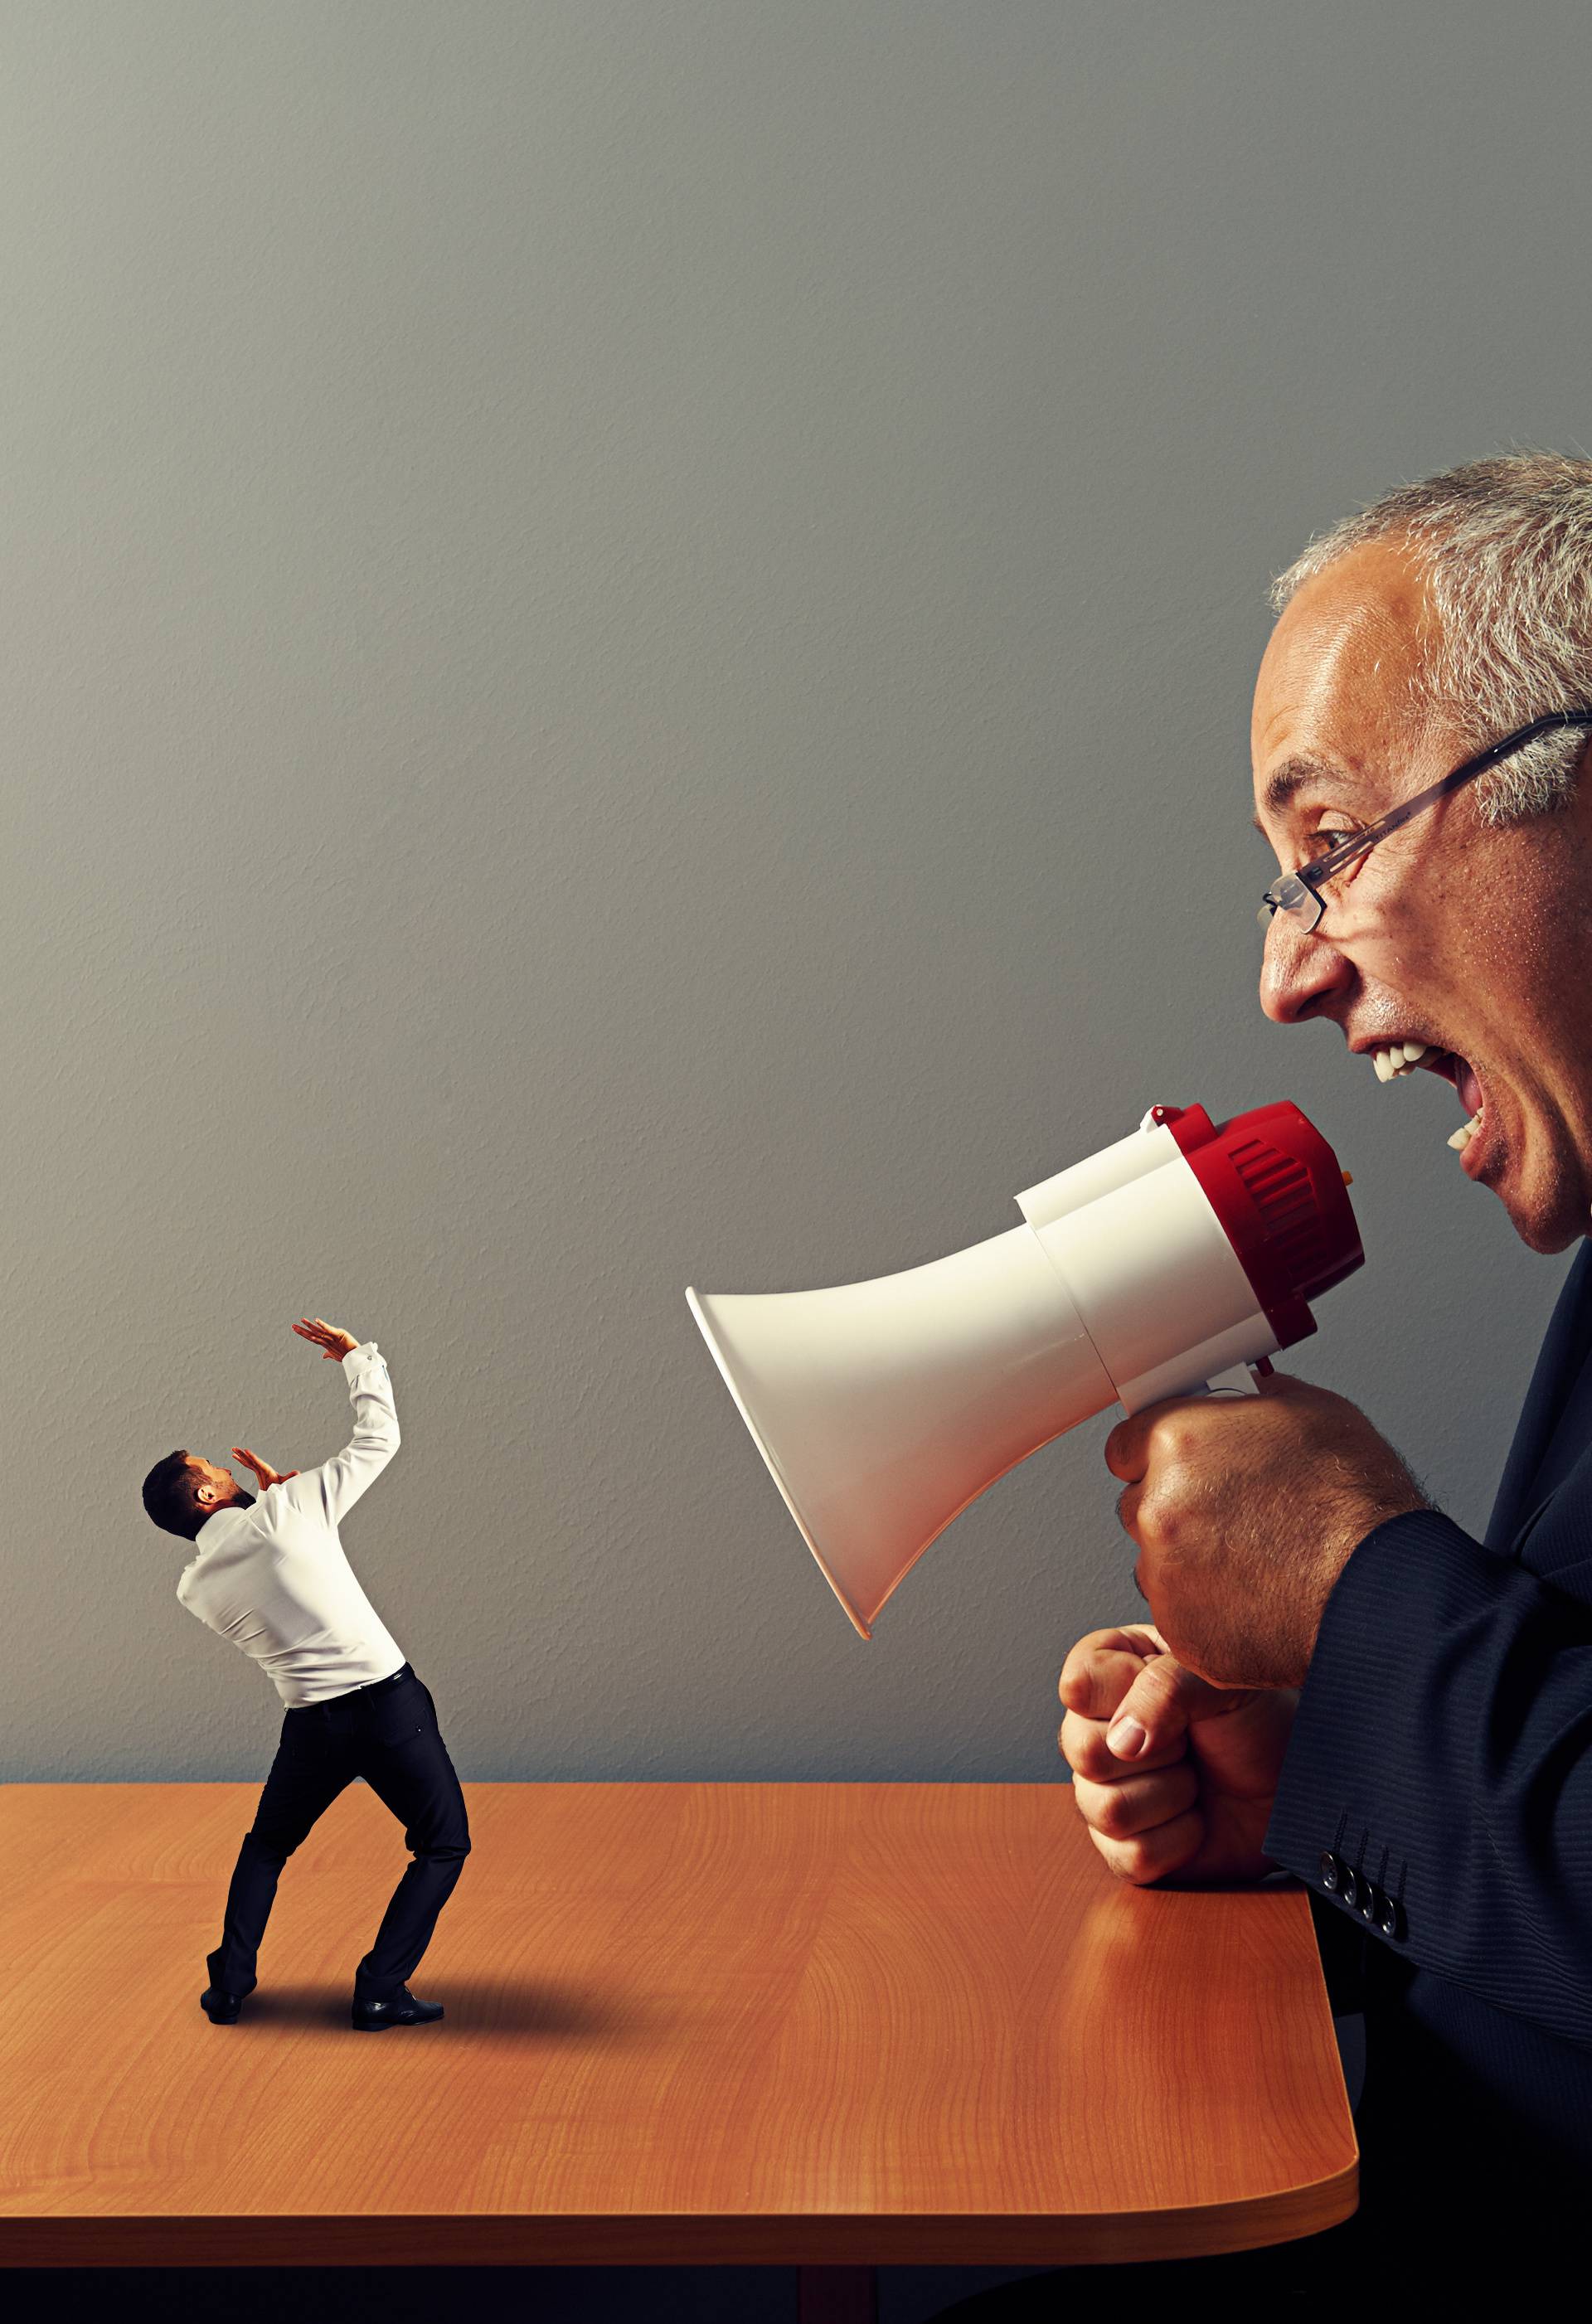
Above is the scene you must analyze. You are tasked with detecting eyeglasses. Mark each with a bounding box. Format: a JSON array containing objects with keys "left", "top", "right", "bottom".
[{"left": 1258, "top": 709, "right": 1592, "bottom": 935}]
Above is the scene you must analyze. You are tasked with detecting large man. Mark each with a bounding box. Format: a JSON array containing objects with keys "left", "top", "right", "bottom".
[
  {"left": 935, "top": 452, "right": 1592, "bottom": 2314},
  {"left": 141, "top": 1317, "right": 470, "bottom": 2029}
]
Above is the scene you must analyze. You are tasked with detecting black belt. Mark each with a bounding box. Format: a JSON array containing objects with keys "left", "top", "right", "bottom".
[
  {"left": 347, "top": 1661, "right": 414, "bottom": 1697},
  {"left": 289, "top": 1660, "right": 414, "bottom": 1710}
]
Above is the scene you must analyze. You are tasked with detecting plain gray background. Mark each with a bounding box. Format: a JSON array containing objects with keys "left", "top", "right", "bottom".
[{"left": 8, "top": 6, "right": 1586, "bottom": 2317}]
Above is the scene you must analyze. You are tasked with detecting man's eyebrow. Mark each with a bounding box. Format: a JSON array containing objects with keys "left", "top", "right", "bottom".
[{"left": 1250, "top": 754, "right": 1367, "bottom": 835}]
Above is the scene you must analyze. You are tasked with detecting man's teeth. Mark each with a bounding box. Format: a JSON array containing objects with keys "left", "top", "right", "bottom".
[
  {"left": 1371, "top": 1040, "right": 1432, "bottom": 1081},
  {"left": 1365, "top": 1041, "right": 1484, "bottom": 1152}
]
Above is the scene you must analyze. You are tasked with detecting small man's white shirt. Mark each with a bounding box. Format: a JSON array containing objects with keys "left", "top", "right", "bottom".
[{"left": 176, "top": 1342, "right": 407, "bottom": 1706}]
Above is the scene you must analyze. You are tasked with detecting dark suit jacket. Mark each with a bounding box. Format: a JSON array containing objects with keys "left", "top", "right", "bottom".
[{"left": 1264, "top": 1237, "right": 1592, "bottom": 2231}]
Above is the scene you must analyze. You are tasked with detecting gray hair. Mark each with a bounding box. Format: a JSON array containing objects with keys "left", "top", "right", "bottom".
[{"left": 1269, "top": 450, "right": 1592, "bottom": 827}]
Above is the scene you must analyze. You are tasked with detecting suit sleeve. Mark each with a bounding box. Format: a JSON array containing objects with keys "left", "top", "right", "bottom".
[
  {"left": 1263, "top": 1506, "right": 1592, "bottom": 2051},
  {"left": 272, "top": 1342, "right": 400, "bottom": 1529}
]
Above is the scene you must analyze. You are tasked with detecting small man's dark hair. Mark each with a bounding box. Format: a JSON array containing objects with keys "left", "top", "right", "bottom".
[{"left": 142, "top": 1449, "right": 204, "bottom": 1541}]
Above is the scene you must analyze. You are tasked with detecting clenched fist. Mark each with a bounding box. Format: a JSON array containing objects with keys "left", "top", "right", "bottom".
[{"left": 1059, "top": 1622, "right": 1299, "bottom": 1885}]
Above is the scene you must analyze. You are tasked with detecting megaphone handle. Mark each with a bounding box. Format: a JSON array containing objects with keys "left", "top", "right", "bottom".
[{"left": 1196, "top": 1356, "right": 1274, "bottom": 1399}]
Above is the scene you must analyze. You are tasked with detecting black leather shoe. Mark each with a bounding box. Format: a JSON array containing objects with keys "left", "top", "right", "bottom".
[
  {"left": 201, "top": 1986, "right": 245, "bottom": 2023},
  {"left": 351, "top": 1984, "right": 444, "bottom": 2030}
]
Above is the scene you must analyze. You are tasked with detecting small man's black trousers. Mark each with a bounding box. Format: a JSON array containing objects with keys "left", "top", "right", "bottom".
[{"left": 207, "top": 1662, "right": 470, "bottom": 2004}]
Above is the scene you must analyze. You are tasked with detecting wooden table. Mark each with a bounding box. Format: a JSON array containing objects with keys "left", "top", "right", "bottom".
[{"left": 0, "top": 1782, "right": 1355, "bottom": 2311}]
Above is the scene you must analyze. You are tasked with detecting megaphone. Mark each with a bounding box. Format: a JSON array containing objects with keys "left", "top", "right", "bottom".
[{"left": 687, "top": 1100, "right": 1362, "bottom": 1638}]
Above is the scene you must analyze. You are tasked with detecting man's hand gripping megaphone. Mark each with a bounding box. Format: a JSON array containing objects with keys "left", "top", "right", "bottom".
[{"left": 1104, "top": 1367, "right": 1429, "bottom": 1692}]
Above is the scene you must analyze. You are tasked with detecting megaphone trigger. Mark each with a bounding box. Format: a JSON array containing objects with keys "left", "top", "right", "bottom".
[
  {"left": 1180, "top": 1347, "right": 1286, "bottom": 1400},
  {"left": 1194, "top": 1361, "right": 1266, "bottom": 1399}
]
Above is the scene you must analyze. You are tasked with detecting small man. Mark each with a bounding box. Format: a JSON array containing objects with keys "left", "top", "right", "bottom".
[{"left": 141, "top": 1317, "right": 470, "bottom": 2029}]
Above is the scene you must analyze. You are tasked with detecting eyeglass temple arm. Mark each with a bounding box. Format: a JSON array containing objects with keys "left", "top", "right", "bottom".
[{"left": 1296, "top": 708, "right": 1592, "bottom": 895}]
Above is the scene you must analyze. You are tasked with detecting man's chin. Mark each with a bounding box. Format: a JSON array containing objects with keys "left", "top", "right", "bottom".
[{"left": 1492, "top": 1156, "right": 1588, "bottom": 1254}]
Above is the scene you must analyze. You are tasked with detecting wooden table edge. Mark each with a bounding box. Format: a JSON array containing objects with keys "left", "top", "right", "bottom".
[{"left": 0, "top": 2160, "right": 1358, "bottom": 2269}]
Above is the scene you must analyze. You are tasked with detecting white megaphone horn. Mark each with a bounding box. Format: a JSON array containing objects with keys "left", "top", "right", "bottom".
[{"left": 687, "top": 1100, "right": 1362, "bottom": 1638}]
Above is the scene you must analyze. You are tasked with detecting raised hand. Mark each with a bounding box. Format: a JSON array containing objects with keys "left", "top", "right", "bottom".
[
  {"left": 293, "top": 1317, "right": 361, "bottom": 1361},
  {"left": 231, "top": 1447, "right": 299, "bottom": 1491}
]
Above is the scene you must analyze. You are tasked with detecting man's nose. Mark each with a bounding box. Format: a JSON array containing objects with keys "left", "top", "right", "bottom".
[{"left": 1259, "top": 911, "right": 1353, "bottom": 1024}]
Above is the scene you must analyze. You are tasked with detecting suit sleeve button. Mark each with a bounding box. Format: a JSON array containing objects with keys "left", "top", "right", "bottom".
[{"left": 1319, "top": 1851, "right": 1342, "bottom": 1890}]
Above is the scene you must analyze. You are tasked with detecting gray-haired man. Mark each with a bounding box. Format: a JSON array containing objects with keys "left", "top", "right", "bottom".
[{"left": 936, "top": 454, "right": 1592, "bottom": 2314}]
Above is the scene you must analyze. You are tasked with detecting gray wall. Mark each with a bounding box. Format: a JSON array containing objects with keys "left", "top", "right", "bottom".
[{"left": 4, "top": 2, "right": 1583, "bottom": 1785}]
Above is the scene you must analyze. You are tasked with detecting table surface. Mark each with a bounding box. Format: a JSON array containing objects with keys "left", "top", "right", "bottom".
[{"left": 0, "top": 1780, "right": 1356, "bottom": 2268}]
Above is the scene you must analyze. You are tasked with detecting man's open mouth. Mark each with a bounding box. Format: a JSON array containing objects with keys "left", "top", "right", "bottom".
[{"left": 1363, "top": 1041, "right": 1486, "bottom": 1157}]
